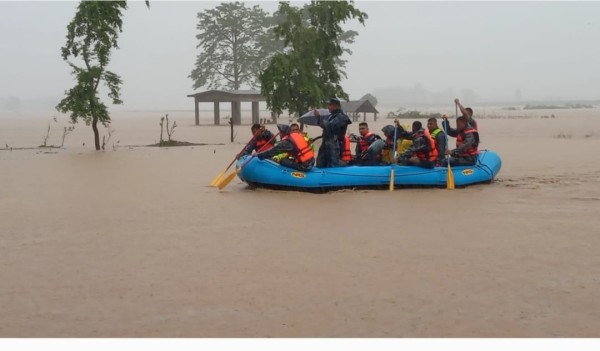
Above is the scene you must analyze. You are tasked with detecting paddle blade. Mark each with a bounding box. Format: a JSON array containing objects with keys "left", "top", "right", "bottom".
[
  {"left": 210, "top": 171, "right": 226, "bottom": 187},
  {"left": 217, "top": 169, "right": 240, "bottom": 190},
  {"left": 446, "top": 164, "right": 455, "bottom": 190},
  {"left": 389, "top": 168, "right": 395, "bottom": 191}
]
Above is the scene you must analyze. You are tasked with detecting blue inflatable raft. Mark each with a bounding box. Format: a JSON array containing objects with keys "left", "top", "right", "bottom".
[{"left": 236, "top": 150, "right": 502, "bottom": 191}]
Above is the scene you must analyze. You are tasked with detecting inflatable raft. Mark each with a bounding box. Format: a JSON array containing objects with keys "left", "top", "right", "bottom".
[{"left": 235, "top": 150, "right": 502, "bottom": 191}]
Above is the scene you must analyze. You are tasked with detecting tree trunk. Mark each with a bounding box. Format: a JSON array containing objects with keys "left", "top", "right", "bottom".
[{"left": 92, "top": 117, "right": 100, "bottom": 150}]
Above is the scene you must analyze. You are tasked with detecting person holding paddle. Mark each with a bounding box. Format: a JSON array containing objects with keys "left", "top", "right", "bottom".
[
  {"left": 255, "top": 124, "right": 315, "bottom": 172},
  {"left": 239, "top": 123, "right": 276, "bottom": 157},
  {"left": 454, "top": 98, "right": 478, "bottom": 131},
  {"left": 442, "top": 116, "right": 480, "bottom": 166}
]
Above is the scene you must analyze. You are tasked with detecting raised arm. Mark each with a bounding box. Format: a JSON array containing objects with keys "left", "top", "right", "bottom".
[{"left": 454, "top": 98, "right": 469, "bottom": 117}]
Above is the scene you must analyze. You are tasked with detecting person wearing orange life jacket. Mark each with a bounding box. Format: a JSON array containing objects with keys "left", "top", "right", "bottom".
[
  {"left": 454, "top": 98, "right": 478, "bottom": 131},
  {"left": 256, "top": 124, "right": 315, "bottom": 171},
  {"left": 396, "top": 121, "right": 438, "bottom": 169},
  {"left": 290, "top": 123, "right": 315, "bottom": 151},
  {"left": 272, "top": 123, "right": 315, "bottom": 163},
  {"left": 240, "top": 123, "right": 276, "bottom": 157},
  {"left": 352, "top": 122, "right": 382, "bottom": 165},
  {"left": 441, "top": 116, "right": 480, "bottom": 166},
  {"left": 427, "top": 117, "right": 447, "bottom": 166}
]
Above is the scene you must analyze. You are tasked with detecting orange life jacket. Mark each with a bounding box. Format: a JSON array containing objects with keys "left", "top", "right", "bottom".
[
  {"left": 416, "top": 129, "right": 438, "bottom": 162},
  {"left": 255, "top": 136, "right": 274, "bottom": 152},
  {"left": 286, "top": 131, "right": 315, "bottom": 163},
  {"left": 358, "top": 132, "right": 374, "bottom": 153},
  {"left": 456, "top": 128, "right": 480, "bottom": 156},
  {"left": 341, "top": 135, "right": 352, "bottom": 161}
]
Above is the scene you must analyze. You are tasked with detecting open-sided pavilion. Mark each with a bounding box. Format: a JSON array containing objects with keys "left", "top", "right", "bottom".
[{"left": 187, "top": 90, "right": 266, "bottom": 125}]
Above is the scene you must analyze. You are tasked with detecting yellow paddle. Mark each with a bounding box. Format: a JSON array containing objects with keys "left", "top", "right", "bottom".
[
  {"left": 210, "top": 130, "right": 261, "bottom": 186},
  {"left": 446, "top": 159, "right": 455, "bottom": 189},
  {"left": 389, "top": 124, "right": 398, "bottom": 191},
  {"left": 217, "top": 132, "right": 280, "bottom": 190},
  {"left": 445, "top": 106, "right": 457, "bottom": 190}
]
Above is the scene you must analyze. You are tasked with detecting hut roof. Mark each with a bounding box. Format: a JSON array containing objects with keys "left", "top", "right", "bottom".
[
  {"left": 187, "top": 90, "right": 265, "bottom": 102},
  {"left": 341, "top": 100, "right": 379, "bottom": 114}
]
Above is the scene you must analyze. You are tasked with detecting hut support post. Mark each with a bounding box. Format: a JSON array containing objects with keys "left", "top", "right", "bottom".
[
  {"left": 194, "top": 98, "right": 200, "bottom": 126},
  {"left": 232, "top": 101, "right": 242, "bottom": 125},
  {"left": 214, "top": 101, "right": 220, "bottom": 125},
  {"left": 251, "top": 101, "right": 259, "bottom": 124}
]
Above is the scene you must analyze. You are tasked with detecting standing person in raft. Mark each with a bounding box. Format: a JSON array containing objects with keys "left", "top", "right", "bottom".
[
  {"left": 256, "top": 124, "right": 315, "bottom": 171},
  {"left": 313, "top": 97, "right": 352, "bottom": 168},
  {"left": 239, "top": 123, "right": 276, "bottom": 157}
]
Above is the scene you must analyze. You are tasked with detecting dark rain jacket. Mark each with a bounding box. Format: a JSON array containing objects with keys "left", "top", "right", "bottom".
[
  {"left": 398, "top": 128, "right": 432, "bottom": 160},
  {"left": 442, "top": 119, "right": 479, "bottom": 157},
  {"left": 317, "top": 108, "right": 352, "bottom": 168}
]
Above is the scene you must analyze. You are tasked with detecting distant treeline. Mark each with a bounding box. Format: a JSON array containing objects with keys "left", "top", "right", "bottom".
[
  {"left": 523, "top": 103, "right": 594, "bottom": 110},
  {"left": 387, "top": 110, "right": 442, "bottom": 119}
]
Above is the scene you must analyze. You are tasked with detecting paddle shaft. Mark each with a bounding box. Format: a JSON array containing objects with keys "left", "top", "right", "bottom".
[
  {"left": 221, "top": 129, "right": 262, "bottom": 172},
  {"left": 389, "top": 125, "right": 398, "bottom": 191}
]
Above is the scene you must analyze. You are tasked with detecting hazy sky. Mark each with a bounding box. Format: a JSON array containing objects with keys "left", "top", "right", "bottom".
[{"left": 1, "top": 0, "right": 599, "bottom": 112}]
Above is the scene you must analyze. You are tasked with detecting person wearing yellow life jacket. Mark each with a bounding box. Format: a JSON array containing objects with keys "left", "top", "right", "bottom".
[
  {"left": 256, "top": 124, "right": 315, "bottom": 171},
  {"left": 442, "top": 116, "right": 480, "bottom": 166},
  {"left": 240, "top": 123, "right": 276, "bottom": 157},
  {"left": 427, "top": 117, "right": 447, "bottom": 166},
  {"left": 352, "top": 122, "right": 382, "bottom": 165},
  {"left": 381, "top": 124, "right": 413, "bottom": 164},
  {"left": 396, "top": 121, "right": 438, "bottom": 169}
]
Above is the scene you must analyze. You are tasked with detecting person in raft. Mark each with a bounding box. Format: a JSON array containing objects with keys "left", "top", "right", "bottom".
[
  {"left": 442, "top": 116, "right": 480, "bottom": 166},
  {"left": 239, "top": 123, "right": 276, "bottom": 157},
  {"left": 352, "top": 122, "right": 383, "bottom": 166},
  {"left": 427, "top": 117, "right": 447, "bottom": 167},
  {"left": 290, "top": 123, "right": 315, "bottom": 151},
  {"left": 256, "top": 124, "right": 315, "bottom": 172},
  {"left": 454, "top": 98, "right": 478, "bottom": 131},
  {"left": 313, "top": 97, "right": 352, "bottom": 168},
  {"left": 380, "top": 124, "right": 412, "bottom": 164},
  {"left": 396, "top": 121, "right": 438, "bottom": 169}
]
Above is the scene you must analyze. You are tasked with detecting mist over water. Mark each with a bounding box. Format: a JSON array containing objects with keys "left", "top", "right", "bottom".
[{"left": 1, "top": 1, "right": 599, "bottom": 115}]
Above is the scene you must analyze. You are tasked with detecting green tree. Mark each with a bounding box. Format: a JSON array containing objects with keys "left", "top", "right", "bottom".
[
  {"left": 190, "top": 2, "right": 269, "bottom": 90},
  {"left": 259, "top": 1, "right": 367, "bottom": 116},
  {"left": 56, "top": 1, "right": 148, "bottom": 150}
]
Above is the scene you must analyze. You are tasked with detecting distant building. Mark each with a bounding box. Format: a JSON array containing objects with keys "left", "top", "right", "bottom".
[
  {"left": 341, "top": 99, "right": 379, "bottom": 122},
  {"left": 187, "top": 90, "right": 266, "bottom": 126}
]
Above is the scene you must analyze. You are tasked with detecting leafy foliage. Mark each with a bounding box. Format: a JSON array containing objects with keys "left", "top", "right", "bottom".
[
  {"left": 190, "top": 2, "right": 269, "bottom": 90},
  {"left": 56, "top": 1, "right": 145, "bottom": 150},
  {"left": 259, "top": 1, "right": 367, "bottom": 116},
  {"left": 190, "top": 1, "right": 361, "bottom": 93}
]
